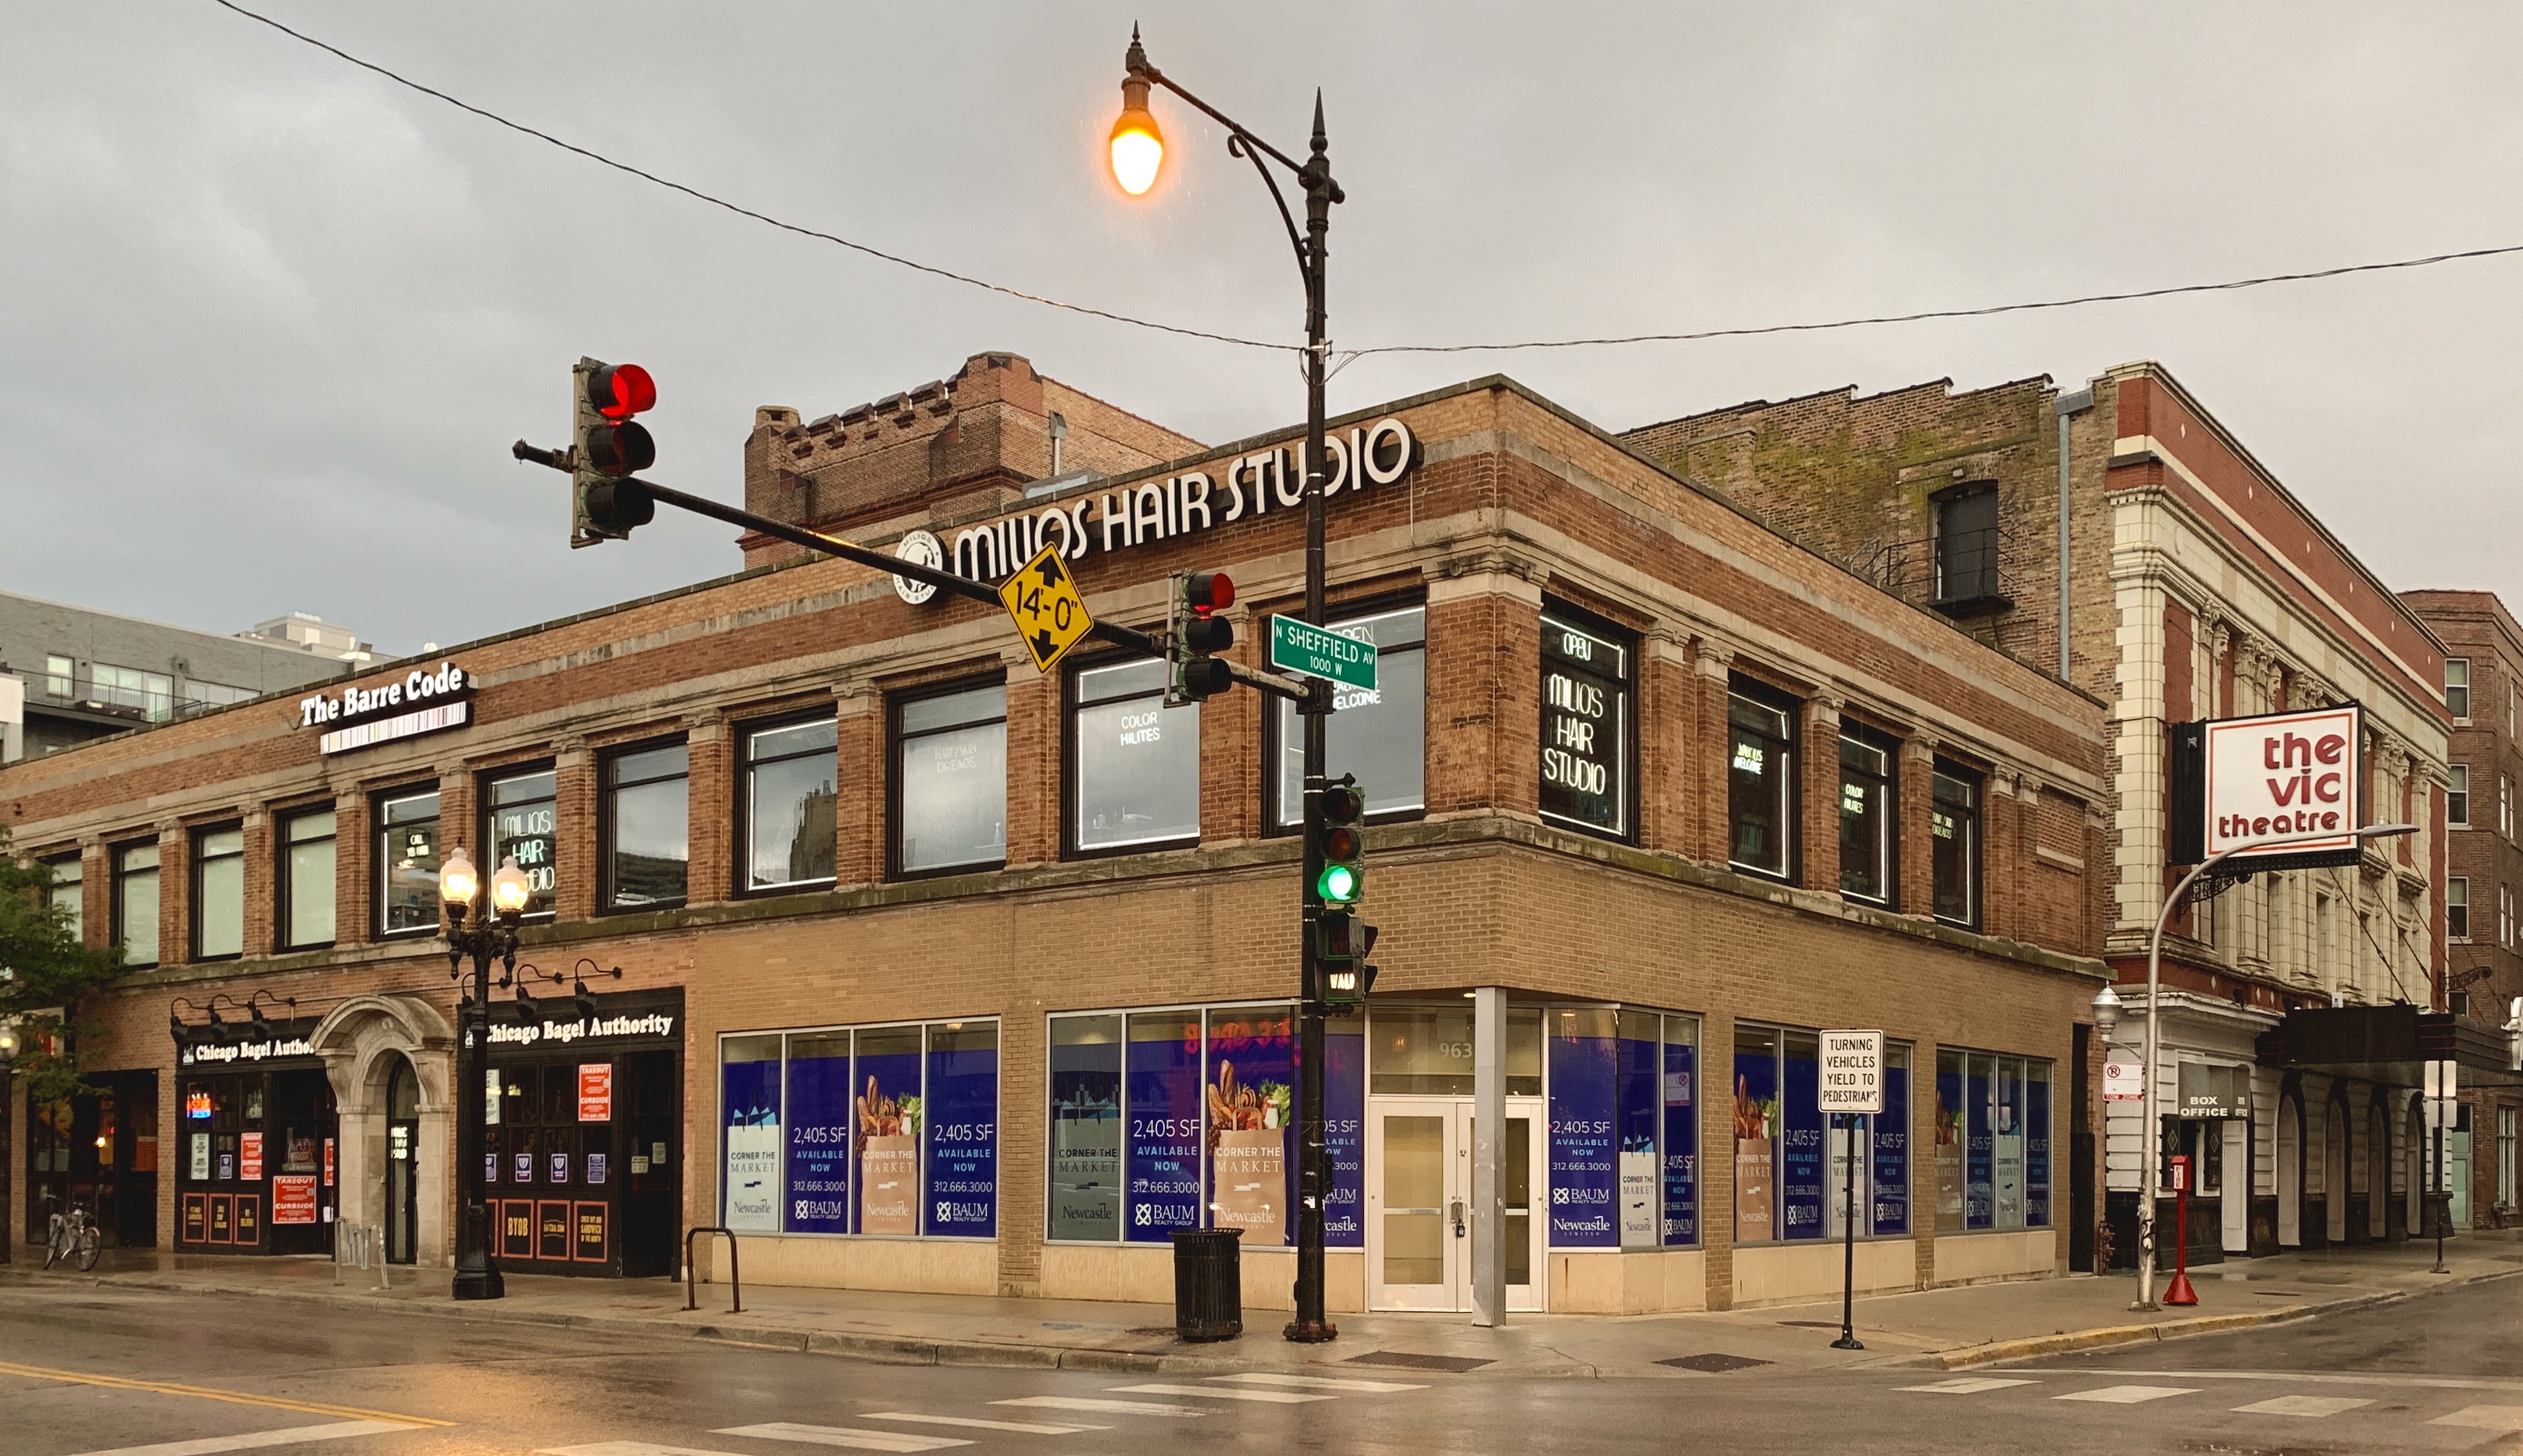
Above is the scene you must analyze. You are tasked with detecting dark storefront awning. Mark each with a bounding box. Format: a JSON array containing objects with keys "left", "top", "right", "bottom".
[{"left": 2256, "top": 1004, "right": 2523, "bottom": 1088}]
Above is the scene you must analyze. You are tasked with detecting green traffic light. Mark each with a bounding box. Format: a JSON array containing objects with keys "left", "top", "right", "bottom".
[{"left": 1318, "top": 863, "right": 1359, "bottom": 904}]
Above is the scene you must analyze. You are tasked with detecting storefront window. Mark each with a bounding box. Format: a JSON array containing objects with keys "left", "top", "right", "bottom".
[
  {"left": 1935, "top": 1049, "right": 1964, "bottom": 1232},
  {"left": 745, "top": 719, "right": 838, "bottom": 891},
  {"left": 46, "top": 853, "right": 83, "bottom": 941},
  {"left": 1049, "top": 1016, "right": 1122, "bottom": 1242},
  {"left": 896, "top": 685, "right": 1007, "bottom": 875},
  {"left": 280, "top": 809, "right": 335, "bottom": 949},
  {"left": 375, "top": 790, "right": 441, "bottom": 937},
  {"left": 1736, "top": 1023, "right": 1912, "bottom": 1245},
  {"left": 1368, "top": 1003, "right": 1542, "bottom": 1096},
  {"left": 1733, "top": 1025, "right": 1779, "bottom": 1242},
  {"left": 1932, "top": 763, "right": 1981, "bottom": 927},
  {"left": 926, "top": 1023, "right": 1000, "bottom": 1237},
  {"left": 720, "top": 1035, "right": 782, "bottom": 1233},
  {"left": 1729, "top": 687, "right": 1795, "bottom": 879},
  {"left": 1966, "top": 1051, "right": 1994, "bottom": 1229},
  {"left": 782, "top": 1032, "right": 851, "bottom": 1234},
  {"left": 1204, "top": 1007, "right": 1293, "bottom": 1246},
  {"left": 485, "top": 770, "right": 557, "bottom": 915},
  {"left": 1781, "top": 1030, "right": 1825, "bottom": 1240},
  {"left": 1126, "top": 1010, "right": 1202, "bottom": 1242},
  {"left": 605, "top": 743, "right": 688, "bottom": 909},
  {"left": 1872, "top": 1044, "right": 1911, "bottom": 1236},
  {"left": 114, "top": 840, "right": 160, "bottom": 966},
  {"left": 1274, "top": 606, "right": 1427, "bottom": 827},
  {"left": 2026, "top": 1061, "right": 2052, "bottom": 1228},
  {"left": 1839, "top": 732, "right": 1894, "bottom": 905},
  {"left": 1663, "top": 1017, "right": 1700, "bottom": 1247},
  {"left": 1536, "top": 1004, "right": 1703, "bottom": 1251},
  {"left": 1073, "top": 660, "right": 1198, "bottom": 853},
  {"left": 192, "top": 825, "right": 244, "bottom": 961},
  {"left": 1539, "top": 610, "right": 1632, "bottom": 839},
  {"left": 1547, "top": 1008, "right": 1618, "bottom": 1247}
]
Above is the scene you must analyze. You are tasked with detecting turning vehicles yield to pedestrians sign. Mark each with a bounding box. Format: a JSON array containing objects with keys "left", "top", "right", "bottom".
[{"left": 1818, "top": 1029, "right": 1884, "bottom": 1115}]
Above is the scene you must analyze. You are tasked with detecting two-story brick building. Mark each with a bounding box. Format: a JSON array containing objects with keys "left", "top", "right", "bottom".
[{"left": 4, "top": 352, "right": 2109, "bottom": 1315}]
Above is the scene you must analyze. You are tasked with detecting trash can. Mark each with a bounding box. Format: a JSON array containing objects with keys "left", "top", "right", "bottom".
[{"left": 1170, "top": 1227, "right": 1243, "bottom": 1342}]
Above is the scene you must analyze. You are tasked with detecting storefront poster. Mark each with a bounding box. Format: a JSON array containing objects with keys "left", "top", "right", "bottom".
[
  {"left": 1935, "top": 1062, "right": 1964, "bottom": 1230},
  {"left": 575, "top": 1202, "right": 608, "bottom": 1262},
  {"left": 190, "top": 1134, "right": 211, "bottom": 1181},
  {"left": 1616, "top": 1027, "right": 1660, "bottom": 1246},
  {"left": 1872, "top": 1062, "right": 1909, "bottom": 1235},
  {"left": 235, "top": 1196, "right": 258, "bottom": 1242},
  {"left": 209, "top": 1194, "right": 232, "bottom": 1242},
  {"left": 272, "top": 1174, "right": 318, "bottom": 1225},
  {"left": 924, "top": 1029, "right": 999, "bottom": 1238},
  {"left": 183, "top": 1194, "right": 207, "bottom": 1243},
  {"left": 1547, "top": 1015, "right": 1616, "bottom": 1247},
  {"left": 1966, "top": 1059, "right": 1994, "bottom": 1230},
  {"left": 722, "top": 1055, "right": 782, "bottom": 1233},
  {"left": 1734, "top": 1052, "right": 1777, "bottom": 1242},
  {"left": 1049, "top": 1032, "right": 1122, "bottom": 1241},
  {"left": 1662, "top": 1039, "right": 1697, "bottom": 1246},
  {"left": 854, "top": 1039, "right": 922, "bottom": 1235},
  {"left": 1125, "top": 1013, "right": 1202, "bottom": 1242},
  {"left": 1825, "top": 1117, "right": 1868, "bottom": 1240},
  {"left": 1205, "top": 1009, "right": 1292, "bottom": 1247},
  {"left": 578, "top": 1064, "right": 612, "bottom": 1121},
  {"left": 1781, "top": 1040, "right": 1824, "bottom": 1240},
  {"left": 502, "top": 1202, "right": 534, "bottom": 1257},
  {"left": 784, "top": 1049, "right": 851, "bottom": 1234},
  {"left": 2025, "top": 1071, "right": 2051, "bottom": 1227},
  {"left": 549, "top": 1153, "right": 570, "bottom": 1185},
  {"left": 322, "top": 1136, "right": 336, "bottom": 1188},
  {"left": 513, "top": 1151, "right": 535, "bottom": 1184},
  {"left": 219, "top": 1152, "right": 236, "bottom": 1181},
  {"left": 240, "top": 1132, "right": 264, "bottom": 1182},
  {"left": 1992, "top": 1063, "right": 2025, "bottom": 1228},
  {"left": 1325, "top": 1025, "right": 1365, "bottom": 1248},
  {"left": 539, "top": 1201, "right": 569, "bottom": 1260},
  {"left": 588, "top": 1153, "right": 608, "bottom": 1186}
]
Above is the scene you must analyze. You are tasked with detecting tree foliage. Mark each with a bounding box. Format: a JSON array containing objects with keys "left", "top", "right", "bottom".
[{"left": 1, "top": 829, "right": 129, "bottom": 1108}]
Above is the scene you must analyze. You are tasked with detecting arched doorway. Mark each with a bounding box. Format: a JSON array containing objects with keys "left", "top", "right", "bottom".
[
  {"left": 2277, "top": 1096, "right": 2302, "bottom": 1247},
  {"left": 386, "top": 1054, "right": 420, "bottom": 1264},
  {"left": 2366, "top": 1098, "right": 2390, "bottom": 1240},
  {"left": 2324, "top": 1098, "right": 2349, "bottom": 1243}
]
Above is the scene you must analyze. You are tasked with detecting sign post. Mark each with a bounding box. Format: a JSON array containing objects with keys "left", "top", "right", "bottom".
[
  {"left": 2425, "top": 1058, "right": 2457, "bottom": 1273},
  {"left": 2163, "top": 1154, "right": 2196, "bottom": 1306},
  {"left": 1820, "top": 1030, "right": 1885, "bottom": 1351}
]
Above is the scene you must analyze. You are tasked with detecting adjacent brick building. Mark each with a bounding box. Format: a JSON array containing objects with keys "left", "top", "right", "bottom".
[{"left": 4, "top": 352, "right": 2109, "bottom": 1316}]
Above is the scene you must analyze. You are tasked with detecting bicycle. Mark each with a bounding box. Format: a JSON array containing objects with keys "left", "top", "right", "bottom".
[{"left": 41, "top": 1191, "right": 102, "bottom": 1272}]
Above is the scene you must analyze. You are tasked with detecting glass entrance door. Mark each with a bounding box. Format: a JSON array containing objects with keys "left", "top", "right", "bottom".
[
  {"left": 385, "top": 1055, "right": 418, "bottom": 1264},
  {"left": 1365, "top": 1098, "right": 1543, "bottom": 1312}
]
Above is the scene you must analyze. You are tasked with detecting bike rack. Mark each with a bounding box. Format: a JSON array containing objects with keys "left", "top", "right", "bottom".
[
  {"left": 334, "top": 1222, "right": 391, "bottom": 1290},
  {"left": 683, "top": 1226, "right": 741, "bottom": 1313}
]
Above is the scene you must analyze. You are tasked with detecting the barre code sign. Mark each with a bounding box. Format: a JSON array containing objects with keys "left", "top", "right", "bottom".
[{"left": 1818, "top": 1028, "right": 1885, "bottom": 1115}]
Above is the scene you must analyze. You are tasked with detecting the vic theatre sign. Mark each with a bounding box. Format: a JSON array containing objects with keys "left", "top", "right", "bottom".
[
  {"left": 2203, "top": 704, "right": 2364, "bottom": 859},
  {"left": 892, "top": 418, "right": 1415, "bottom": 604}
]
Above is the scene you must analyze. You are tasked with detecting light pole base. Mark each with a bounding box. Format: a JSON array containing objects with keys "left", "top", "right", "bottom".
[
  {"left": 2162, "top": 1272, "right": 2196, "bottom": 1306},
  {"left": 452, "top": 1259, "right": 505, "bottom": 1301},
  {"left": 1830, "top": 1335, "right": 1865, "bottom": 1351},
  {"left": 2128, "top": 1301, "right": 2158, "bottom": 1313},
  {"left": 1282, "top": 1318, "right": 1337, "bottom": 1344}
]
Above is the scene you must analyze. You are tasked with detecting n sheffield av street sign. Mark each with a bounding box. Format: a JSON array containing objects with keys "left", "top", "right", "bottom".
[
  {"left": 1270, "top": 616, "right": 1378, "bottom": 691},
  {"left": 1818, "top": 1029, "right": 1885, "bottom": 1115}
]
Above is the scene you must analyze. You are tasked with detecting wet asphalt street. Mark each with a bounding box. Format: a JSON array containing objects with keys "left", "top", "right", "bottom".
[{"left": 3, "top": 1277, "right": 2519, "bottom": 1456}]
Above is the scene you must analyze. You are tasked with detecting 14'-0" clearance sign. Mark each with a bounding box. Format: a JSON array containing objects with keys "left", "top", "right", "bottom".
[{"left": 2203, "top": 703, "right": 2364, "bottom": 861}]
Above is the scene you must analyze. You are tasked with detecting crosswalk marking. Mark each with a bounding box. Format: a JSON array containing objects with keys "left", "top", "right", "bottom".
[
  {"left": 2232, "top": 1396, "right": 2373, "bottom": 1418},
  {"left": 1210, "top": 1374, "right": 1427, "bottom": 1393},
  {"left": 65, "top": 1423, "right": 412, "bottom": 1456},
  {"left": 712, "top": 1423, "right": 971, "bottom": 1452},
  {"left": 990, "top": 1397, "right": 1206, "bottom": 1419},
  {"left": 1108, "top": 1383, "right": 1333, "bottom": 1405},
  {"left": 2054, "top": 1386, "right": 2198, "bottom": 1405},
  {"left": 860, "top": 1413, "right": 1107, "bottom": 1435},
  {"left": 542, "top": 1445, "right": 752, "bottom": 1456},
  {"left": 1896, "top": 1378, "right": 2038, "bottom": 1395},
  {"left": 2429, "top": 1405, "right": 2523, "bottom": 1431}
]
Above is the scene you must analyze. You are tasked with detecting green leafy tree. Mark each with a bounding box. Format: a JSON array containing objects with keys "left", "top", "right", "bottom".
[{"left": 1, "top": 830, "right": 129, "bottom": 1108}]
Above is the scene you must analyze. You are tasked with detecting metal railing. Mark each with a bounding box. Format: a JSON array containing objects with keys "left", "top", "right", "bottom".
[{"left": 1855, "top": 523, "right": 2014, "bottom": 617}]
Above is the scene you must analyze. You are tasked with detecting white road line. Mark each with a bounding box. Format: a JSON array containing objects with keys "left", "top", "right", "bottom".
[
  {"left": 990, "top": 1397, "right": 1206, "bottom": 1418},
  {"left": 541, "top": 1445, "right": 752, "bottom": 1456},
  {"left": 2043, "top": 1370, "right": 2523, "bottom": 1393},
  {"left": 1210, "top": 1374, "right": 1427, "bottom": 1393},
  {"left": 860, "top": 1413, "right": 1106, "bottom": 1435},
  {"left": 2430, "top": 1405, "right": 2523, "bottom": 1431},
  {"left": 2054, "top": 1386, "right": 2199, "bottom": 1405},
  {"left": 67, "top": 1422, "right": 412, "bottom": 1456},
  {"left": 712, "top": 1424, "right": 970, "bottom": 1452},
  {"left": 1107, "top": 1383, "right": 1333, "bottom": 1405},
  {"left": 2232, "top": 1396, "right": 2373, "bottom": 1418},
  {"left": 1896, "top": 1378, "right": 2039, "bottom": 1394}
]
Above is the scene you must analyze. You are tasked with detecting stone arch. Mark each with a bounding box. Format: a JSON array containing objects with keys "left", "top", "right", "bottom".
[
  {"left": 310, "top": 994, "right": 456, "bottom": 1266},
  {"left": 2276, "top": 1076, "right": 2303, "bottom": 1248}
]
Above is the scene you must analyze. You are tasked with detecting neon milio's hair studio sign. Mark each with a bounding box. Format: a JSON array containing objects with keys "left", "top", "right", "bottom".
[
  {"left": 891, "top": 417, "right": 1416, "bottom": 605},
  {"left": 296, "top": 661, "right": 475, "bottom": 756}
]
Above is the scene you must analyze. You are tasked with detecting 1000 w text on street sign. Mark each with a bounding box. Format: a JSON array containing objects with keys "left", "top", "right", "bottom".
[{"left": 1270, "top": 616, "right": 1378, "bottom": 691}]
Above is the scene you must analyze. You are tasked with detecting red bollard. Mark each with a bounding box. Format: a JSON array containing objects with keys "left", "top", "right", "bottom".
[{"left": 2163, "top": 1153, "right": 2198, "bottom": 1306}]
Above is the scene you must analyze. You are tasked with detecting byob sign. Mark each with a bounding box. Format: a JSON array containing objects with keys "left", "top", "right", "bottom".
[
  {"left": 1818, "top": 1029, "right": 1885, "bottom": 1115},
  {"left": 2203, "top": 704, "right": 2364, "bottom": 864}
]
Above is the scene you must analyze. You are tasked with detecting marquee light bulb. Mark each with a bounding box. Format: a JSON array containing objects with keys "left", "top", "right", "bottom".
[{"left": 438, "top": 846, "right": 479, "bottom": 909}]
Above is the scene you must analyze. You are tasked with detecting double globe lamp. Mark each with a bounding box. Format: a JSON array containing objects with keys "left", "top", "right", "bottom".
[{"left": 439, "top": 846, "right": 534, "bottom": 1299}]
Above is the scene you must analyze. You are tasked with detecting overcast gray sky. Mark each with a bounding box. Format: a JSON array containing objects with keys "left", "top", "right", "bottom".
[{"left": 6, "top": 3, "right": 2519, "bottom": 657}]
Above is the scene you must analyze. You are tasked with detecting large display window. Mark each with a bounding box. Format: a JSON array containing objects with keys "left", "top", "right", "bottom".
[
  {"left": 719, "top": 1018, "right": 1000, "bottom": 1239},
  {"left": 1734, "top": 1023, "right": 1911, "bottom": 1244},
  {"left": 490, "top": 992, "right": 684, "bottom": 1277},
  {"left": 175, "top": 1019, "right": 332, "bottom": 1257},
  {"left": 1539, "top": 608, "right": 1634, "bottom": 840},
  {"left": 1934, "top": 1047, "right": 2051, "bottom": 1233},
  {"left": 1542, "top": 1008, "right": 1698, "bottom": 1249},
  {"left": 1271, "top": 605, "right": 1427, "bottom": 827}
]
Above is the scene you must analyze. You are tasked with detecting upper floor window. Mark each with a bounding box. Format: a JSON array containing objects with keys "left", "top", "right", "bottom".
[
  {"left": 42, "top": 655, "right": 72, "bottom": 699},
  {"left": 1932, "top": 484, "right": 2003, "bottom": 610},
  {"left": 93, "top": 662, "right": 175, "bottom": 722},
  {"left": 605, "top": 742, "right": 689, "bottom": 910},
  {"left": 44, "top": 853, "right": 83, "bottom": 940},
  {"left": 280, "top": 807, "right": 336, "bottom": 950},
  {"left": 745, "top": 717, "right": 839, "bottom": 891},
  {"left": 895, "top": 683, "right": 1007, "bottom": 877},
  {"left": 485, "top": 768, "right": 558, "bottom": 915},
  {"left": 2446, "top": 657, "right": 2471, "bottom": 719},
  {"left": 1931, "top": 761, "right": 1982, "bottom": 928},
  {"left": 2451, "top": 764, "right": 2471, "bottom": 827},
  {"left": 376, "top": 790, "right": 442, "bottom": 936},
  {"left": 2448, "top": 877, "right": 2470, "bottom": 941},
  {"left": 1275, "top": 605, "right": 1428, "bottom": 829},
  {"left": 1728, "top": 686, "right": 1795, "bottom": 880},
  {"left": 192, "top": 825, "right": 244, "bottom": 961},
  {"left": 1539, "top": 610, "right": 1633, "bottom": 840},
  {"left": 2505, "top": 775, "right": 2516, "bottom": 841},
  {"left": 1072, "top": 658, "right": 1196, "bottom": 855},
  {"left": 114, "top": 841, "right": 160, "bottom": 967},
  {"left": 1839, "top": 730, "right": 1895, "bottom": 905}
]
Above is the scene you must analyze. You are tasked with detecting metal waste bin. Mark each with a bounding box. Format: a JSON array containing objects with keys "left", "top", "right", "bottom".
[{"left": 1170, "top": 1226, "right": 1243, "bottom": 1341}]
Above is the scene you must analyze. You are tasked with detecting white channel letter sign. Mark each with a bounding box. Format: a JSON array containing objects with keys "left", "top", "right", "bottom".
[
  {"left": 1818, "top": 1029, "right": 1885, "bottom": 1115},
  {"left": 297, "top": 661, "right": 475, "bottom": 756},
  {"left": 2203, "top": 703, "right": 2364, "bottom": 862},
  {"left": 891, "top": 417, "right": 1416, "bottom": 603}
]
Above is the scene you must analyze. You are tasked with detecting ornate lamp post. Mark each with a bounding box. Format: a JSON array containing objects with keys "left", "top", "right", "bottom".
[{"left": 440, "top": 846, "right": 533, "bottom": 1301}]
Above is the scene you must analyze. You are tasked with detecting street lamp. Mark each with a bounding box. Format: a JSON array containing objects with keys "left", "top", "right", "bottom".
[
  {"left": 1108, "top": 25, "right": 1346, "bottom": 1344},
  {"left": 2130, "top": 822, "right": 2416, "bottom": 1310},
  {"left": 441, "top": 848, "right": 533, "bottom": 1301}
]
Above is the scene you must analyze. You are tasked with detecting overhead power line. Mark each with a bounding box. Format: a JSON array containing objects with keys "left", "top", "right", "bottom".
[{"left": 214, "top": 0, "right": 2523, "bottom": 364}]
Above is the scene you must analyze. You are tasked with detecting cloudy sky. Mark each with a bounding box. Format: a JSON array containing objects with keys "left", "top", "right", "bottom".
[{"left": 6, "top": 3, "right": 2519, "bottom": 656}]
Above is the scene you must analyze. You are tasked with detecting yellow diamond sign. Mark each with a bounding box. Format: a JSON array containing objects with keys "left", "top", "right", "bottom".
[{"left": 999, "top": 541, "right": 1093, "bottom": 674}]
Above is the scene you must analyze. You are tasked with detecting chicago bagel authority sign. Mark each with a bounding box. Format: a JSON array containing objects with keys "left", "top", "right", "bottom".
[{"left": 892, "top": 417, "right": 1416, "bottom": 605}]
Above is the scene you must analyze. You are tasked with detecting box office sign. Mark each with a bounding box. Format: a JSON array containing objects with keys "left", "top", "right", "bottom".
[
  {"left": 299, "top": 661, "right": 477, "bottom": 756},
  {"left": 2169, "top": 704, "right": 2366, "bottom": 870},
  {"left": 2177, "top": 1063, "right": 2248, "bottom": 1119}
]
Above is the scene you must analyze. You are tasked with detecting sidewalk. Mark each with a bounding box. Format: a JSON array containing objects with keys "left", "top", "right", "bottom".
[{"left": 6, "top": 1230, "right": 2516, "bottom": 1379}]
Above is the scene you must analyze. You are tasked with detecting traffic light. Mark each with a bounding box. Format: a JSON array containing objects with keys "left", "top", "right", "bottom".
[
  {"left": 1315, "top": 777, "right": 1365, "bottom": 906},
  {"left": 1316, "top": 914, "right": 1378, "bottom": 1010},
  {"left": 1167, "top": 570, "right": 1235, "bottom": 704},
  {"left": 572, "top": 358, "right": 657, "bottom": 547}
]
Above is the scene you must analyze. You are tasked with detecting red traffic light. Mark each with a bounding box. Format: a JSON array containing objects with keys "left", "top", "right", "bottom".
[
  {"left": 1188, "top": 571, "right": 1233, "bottom": 612},
  {"left": 589, "top": 363, "right": 656, "bottom": 421},
  {"left": 1321, "top": 825, "right": 1361, "bottom": 860},
  {"left": 1322, "top": 784, "right": 1364, "bottom": 823}
]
